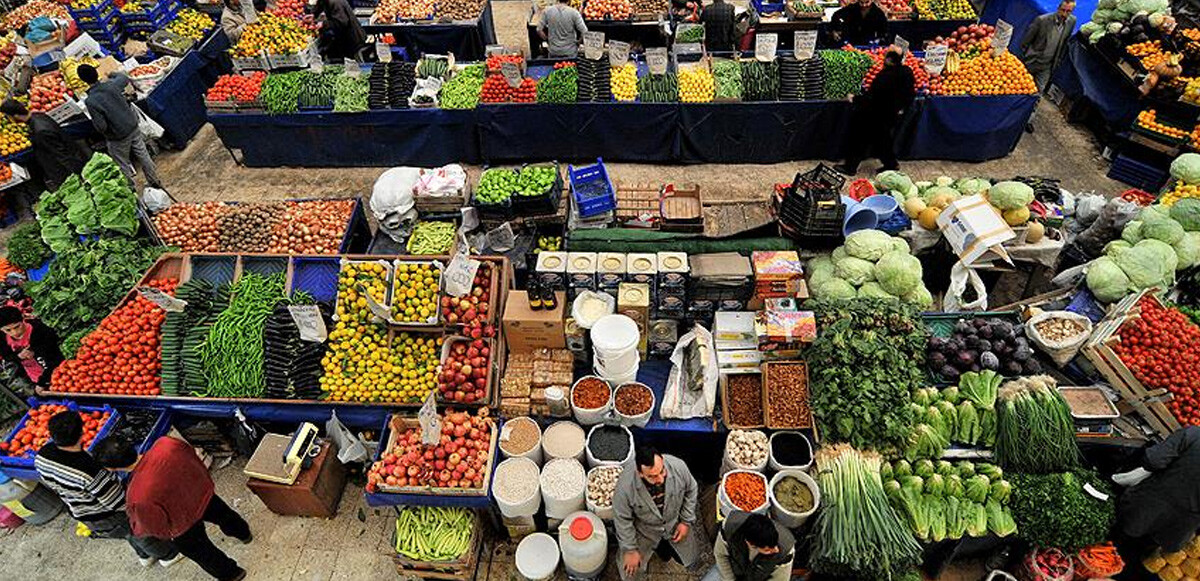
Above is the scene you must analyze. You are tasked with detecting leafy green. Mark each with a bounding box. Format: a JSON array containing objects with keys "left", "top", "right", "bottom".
[
  {"left": 82, "top": 152, "right": 124, "bottom": 186},
  {"left": 93, "top": 179, "right": 138, "bottom": 236},
  {"left": 39, "top": 215, "right": 75, "bottom": 254},
  {"left": 5, "top": 222, "right": 52, "bottom": 270},
  {"left": 61, "top": 175, "right": 99, "bottom": 234},
  {"left": 1009, "top": 470, "right": 1114, "bottom": 550}
]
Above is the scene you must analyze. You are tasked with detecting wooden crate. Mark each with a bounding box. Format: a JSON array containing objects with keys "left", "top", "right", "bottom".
[
  {"left": 376, "top": 415, "right": 498, "bottom": 496},
  {"left": 762, "top": 361, "right": 813, "bottom": 431},
  {"left": 392, "top": 509, "right": 482, "bottom": 580},
  {"left": 720, "top": 370, "right": 765, "bottom": 429},
  {"left": 1080, "top": 288, "right": 1180, "bottom": 438},
  {"left": 615, "top": 182, "right": 662, "bottom": 225}
]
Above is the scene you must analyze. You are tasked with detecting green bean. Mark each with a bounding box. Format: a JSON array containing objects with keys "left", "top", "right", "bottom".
[
  {"left": 198, "top": 273, "right": 287, "bottom": 398},
  {"left": 407, "top": 221, "right": 456, "bottom": 255}
]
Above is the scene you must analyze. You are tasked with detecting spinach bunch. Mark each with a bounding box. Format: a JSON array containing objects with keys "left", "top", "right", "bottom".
[
  {"left": 5, "top": 222, "right": 51, "bottom": 270},
  {"left": 1008, "top": 470, "right": 1115, "bottom": 550}
]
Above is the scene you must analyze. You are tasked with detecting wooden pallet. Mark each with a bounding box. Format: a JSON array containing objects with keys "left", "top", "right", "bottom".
[{"left": 1080, "top": 288, "right": 1180, "bottom": 438}]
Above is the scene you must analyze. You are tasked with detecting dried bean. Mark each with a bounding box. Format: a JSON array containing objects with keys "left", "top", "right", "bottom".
[
  {"left": 540, "top": 458, "right": 585, "bottom": 500},
  {"left": 494, "top": 458, "right": 539, "bottom": 504}
]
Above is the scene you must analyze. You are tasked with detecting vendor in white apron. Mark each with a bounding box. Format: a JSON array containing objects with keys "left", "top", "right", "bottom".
[{"left": 612, "top": 445, "right": 703, "bottom": 580}]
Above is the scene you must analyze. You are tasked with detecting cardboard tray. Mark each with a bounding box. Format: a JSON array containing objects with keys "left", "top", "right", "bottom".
[
  {"left": 762, "top": 360, "right": 812, "bottom": 430},
  {"left": 720, "top": 369, "right": 765, "bottom": 429},
  {"left": 375, "top": 414, "right": 498, "bottom": 496}
]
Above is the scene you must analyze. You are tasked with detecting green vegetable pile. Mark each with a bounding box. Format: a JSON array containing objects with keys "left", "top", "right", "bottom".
[
  {"left": 395, "top": 506, "right": 474, "bottom": 561},
  {"left": 5, "top": 222, "right": 51, "bottom": 270},
  {"left": 637, "top": 73, "right": 678, "bottom": 103},
  {"left": 808, "top": 230, "right": 932, "bottom": 308},
  {"left": 416, "top": 57, "right": 450, "bottom": 79},
  {"left": 820, "top": 49, "right": 873, "bottom": 99},
  {"left": 439, "top": 64, "right": 484, "bottom": 109},
  {"left": 995, "top": 375, "right": 1081, "bottom": 473},
  {"left": 1086, "top": 202, "right": 1200, "bottom": 303},
  {"left": 883, "top": 459, "right": 1016, "bottom": 542},
  {"left": 712, "top": 59, "right": 742, "bottom": 100},
  {"left": 35, "top": 153, "right": 140, "bottom": 252},
  {"left": 296, "top": 67, "right": 342, "bottom": 108},
  {"left": 806, "top": 299, "right": 927, "bottom": 451},
  {"left": 407, "top": 221, "right": 456, "bottom": 255},
  {"left": 1008, "top": 470, "right": 1115, "bottom": 551},
  {"left": 197, "top": 272, "right": 288, "bottom": 398},
  {"left": 474, "top": 168, "right": 518, "bottom": 205},
  {"left": 160, "top": 279, "right": 221, "bottom": 396},
  {"left": 60, "top": 327, "right": 93, "bottom": 359},
  {"left": 517, "top": 165, "right": 556, "bottom": 197},
  {"left": 810, "top": 444, "right": 921, "bottom": 581},
  {"left": 260, "top": 71, "right": 305, "bottom": 114},
  {"left": 675, "top": 24, "right": 704, "bottom": 43},
  {"left": 740, "top": 60, "right": 778, "bottom": 101},
  {"left": 333, "top": 74, "right": 369, "bottom": 112},
  {"left": 537, "top": 66, "right": 578, "bottom": 103},
  {"left": 26, "top": 237, "right": 170, "bottom": 339},
  {"left": 905, "top": 371, "right": 1002, "bottom": 459}
]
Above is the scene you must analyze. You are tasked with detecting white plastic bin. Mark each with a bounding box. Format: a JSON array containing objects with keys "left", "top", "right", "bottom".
[
  {"left": 768, "top": 470, "right": 820, "bottom": 529},
  {"left": 515, "top": 533, "right": 561, "bottom": 581},
  {"left": 542, "top": 421, "right": 587, "bottom": 462},
  {"left": 540, "top": 458, "right": 587, "bottom": 520},
  {"left": 499, "top": 416, "right": 544, "bottom": 465},
  {"left": 493, "top": 457, "right": 542, "bottom": 518},
  {"left": 585, "top": 424, "right": 634, "bottom": 468}
]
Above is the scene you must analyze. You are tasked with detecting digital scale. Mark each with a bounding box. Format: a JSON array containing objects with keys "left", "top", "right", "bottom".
[{"left": 243, "top": 423, "right": 320, "bottom": 485}]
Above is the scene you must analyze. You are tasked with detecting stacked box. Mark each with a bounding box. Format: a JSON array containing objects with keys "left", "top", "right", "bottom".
[
  {"left": 655, "top": 251, "right": 688, "bottom": 319},
  {"left": 752, "top": 250, "right": 805, "bottom": 299},
  {"left": 596, "top": 252, "right": 626, "bottom": 300},
  {"left": 566, "top": 252, "right": 597, "bottom": 302},
  {"left": 535, "top": 251, "right": 567, "bottom": 290}
]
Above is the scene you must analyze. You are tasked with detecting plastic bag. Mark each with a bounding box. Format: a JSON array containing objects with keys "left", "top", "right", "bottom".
[
  {"left": 408, "top": 76, "right": 442, "bottom": 108},
  {"left": 944, "top": 262, "right": 988, "bottom": 311},
  {"left": 326, "top": 410, "right": 368, "bottom": 464},
  {"left": 570, "top": 291, "right": 615, "bottom": 329},
  {"left": 142, "top": 187, "right": 173, "bottom": 213},
  {"left": 661, "top": 325, "right": 718, "bottom": 419},
  {"left": 1074, "top": 197, "right": 1141, "bottom": 259},
  {"left": 415, "top": 164, "right": 466, "bottom": 198},
  {"left": 134, "top": 106, "right": 163, "bottom": 140},
  {"left": 1073, "top": 192, "right": 1106, "bottom": 229},
  {"left": 1025, "top": 311, "right": 1093, "bottom": 366}
]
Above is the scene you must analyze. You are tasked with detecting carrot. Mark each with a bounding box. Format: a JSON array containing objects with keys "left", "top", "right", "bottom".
[{"left": 724, "top": 472, "right": 767, "bottom": 511}]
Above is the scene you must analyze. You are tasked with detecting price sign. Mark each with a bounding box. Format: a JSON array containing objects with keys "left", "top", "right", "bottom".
[
  {"left": 444, "top": 250, "right": 482, "bottom": 297},
  {"left": 310, "top": 58, "right": 324, "bottom": 73},
  {"left": 755, "top": 33, "right": 778, "bottom": 62},
  {"left": 343, "top": 58, "right": 360, "bottom": 78},
  {"left": 485, "top": 44, "right": 505, "bottom": 56},
  {"left": 583, "top": 31, "right": 604, "bottom": 60},
  {"left": 3, "top": 56, "right": 23, "bottom": 83},
  {"left": 894, "top": 35, "right": 909, "bottom": 56},
  {"left": 485, "top": 222, "right": 515, "bottom": 252},
  {"left": 793, "top": 30, "right": 817, "bottom": 60},
  {"left": 501, "top": 61, "right": 522, "bottom": 87},
  {"left": 375, "top": 42, "right": 392, "bottom": 63},
  {"left": 288, "top": 305, "right": 327, "bottom": 342},
  {"left": 924, "top": 44, "right": 948, "bottom": 75},
  {"left": 419, "top": 391, "right": 441, "bottom": 445},
  {"left": 240, "top": 0, "right": 257, "bottom": 23},
  {"left": 992, "top": 19, "right": 1013, "bottom": 55},
  {"left": 363, "top": 290, "right": 392, "bottom": 321},
  {"left": 646, "top": 47, "right": 668, "bottom": 75},
  {"left": 608, "top": 40, "right": 630, "bottom": 67},
  {"left": 1083, "top": 483, "right": 1110, "bottom": 501},
  {"left": 138, "top": 287, "right": 187, "bottom": 312}
]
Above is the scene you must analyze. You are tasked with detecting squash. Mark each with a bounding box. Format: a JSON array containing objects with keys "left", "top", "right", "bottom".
[
  {"left": 929, "top": 192, "right": 955, "bottom": 209},
  {"left": 1002, "top": 206, "right": 1031, "bottom": 226},
  {"left": 1025, "top": 221, "right": 1045, "bottom": 243},
  {"left": 904, "top": 197, "right": 927, "bottom": 219},
  {"left": 918, "top": 207, "right": 940, "bottom": 230}
]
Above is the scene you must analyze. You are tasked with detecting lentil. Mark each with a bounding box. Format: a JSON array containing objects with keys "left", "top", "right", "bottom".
[
  {"left": 572, "top": 377, "right": 611, "bottom": 410},
  {"left": 770, "top": 432, "right": 812, "bottom": 467},
  {"left": 766, "top": 362, "right": 810, "bottom": 428},
  {"left": 542, "top": 422, "right": 586, "bottom": 460},
  {"left": 493, "top": 458, "right": 540, "bottom": 504},
  {"left": 588, "top": 426, "right": 631, "bottom": 462},
  {"left": 614, "top": 383, "right": 653, "bottom": 416},
  {"left": 726, "top": 373, "right": 764, "bottom": 426},
  {"left": 773, "top": 476, "right": 815, "bottom": 514},
  {"left": 541, "top": 458, "right": 586, "bottom": 500},
  {"left": 586, "top": 465, "right": 622, "bottom": 507},
  {"left": 499, "top": 417, "right": 540, "bottom": 456}
]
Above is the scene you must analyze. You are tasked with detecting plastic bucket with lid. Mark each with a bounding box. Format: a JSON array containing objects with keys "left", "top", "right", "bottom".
[
  {"left": 559, "top": 512, "right": 607, "bottom": 578},
  {"left": 499, "top": 417, "right": 544, "bottom": 465},
  {"left": 515, "top": 532, "right": 561, "bottom": 581},
  {"left": 841, "top": 195, "right": 878, "bottom": 236},
  {"left": 493, "top": 457, "right": 542, "bottom": 518},
  {"left": 590, "top": 315, "right": 640, "bottom": 357},
  {"left": 594, "top": 346, "right": 640, "bottom": 373},
  {"left": 768, "top": 469, "right": 820, "bottom": 529},
  {"left": 861, "top": 194, "right": 899, "bottom": 219}
]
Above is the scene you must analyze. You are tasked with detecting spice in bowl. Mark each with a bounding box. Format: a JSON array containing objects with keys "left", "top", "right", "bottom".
[
  {"left": 726, "top": 373, "right": 763, "bottom": 426},
  {"left": 724, "top": 471, "right": 767, "bottom": 512},
  {"left": 766, "top": 362, "right": 810, "bottom": 428},
  {"left": 572, "top": 377, "right": 611, "bottom": 410},
  {"left": 770, "top": 432, "right": 811, "bottom": 467},
  {"left": 499, "top": 417, "right": 540, "bottom": 456},
  {"left": 773, "top": 475, "right": 815, "bottom": 513},
  {"left": 614, "top": 383, "right": 653, "bottom": 416},
  {"left": 588, "top": 425, "right": 631, "bottom": 462}
]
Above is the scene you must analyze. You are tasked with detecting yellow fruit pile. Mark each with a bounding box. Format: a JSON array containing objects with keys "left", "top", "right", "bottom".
[
  {"left": 940, "top": 51, "right": 1037, "bottom": 95},
  {"left": 387, "top": 333, "right": 441, "bottom": 403},
  {"left": 1162, "top": 181, "right": 1200, "bottom": 207},
  {"left": 0, "top": 116, "right": 31, "bottom": 157},
  {"left": 230, "top": 13, "right": 312, "bottom": 58},
  {"left": 320, "top": 322, "right": 396, "bottom": 402},
  {"left": 1144, "top": 535, "right": 1200, "bottom": 581},
  {"left": 336, "top": 261, "right": 389, "bottom": 324},
  {"left": 167, "top": 8, "right": 215, "bottom": 41},
  {"left": 678, "top": 67, "right": 714, "bottom": 103},
  {"left": 611, "top": 63, "right": 638, "bottom": 102},
  {"left": 1137, "top": 109, "right": 1188, "bottom": 140},
  {"left": 59, "top": 56, "right": 99, "bottom": 93},
  {"left": 391, "top": 261, "right": 441, "bottom": 324}
]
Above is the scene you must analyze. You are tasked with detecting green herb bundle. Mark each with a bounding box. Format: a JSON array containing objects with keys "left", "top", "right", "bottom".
[
  {"left": 1008, "top": 470, "right": 1115, "bottom": 550},
  {"left": 5, "top": 222, "right": 51, "bottom": 270},
  {"left": 995, "top": 375, "right": 1080, "bottom": 473}
]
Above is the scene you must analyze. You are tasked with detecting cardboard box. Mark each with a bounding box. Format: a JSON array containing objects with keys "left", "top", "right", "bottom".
[
  {"left": 714, "top": 311, "right": 757, "bottom": 350},
  {"left": 503, "top": 291, "right": 565, "bottom": 352},
  {"left": 936, "top": 195, "right": 1015, "bottom": 266}
]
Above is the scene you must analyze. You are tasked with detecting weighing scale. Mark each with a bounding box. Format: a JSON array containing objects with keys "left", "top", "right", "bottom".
[{"left": 243, "top": 423, "right": 320, "bottom": 485}]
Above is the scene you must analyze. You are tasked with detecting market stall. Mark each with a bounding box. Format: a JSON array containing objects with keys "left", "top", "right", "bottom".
[
  {"left": 361, "top": 0, "right": 498, "bottom": 61},
  {"left": 980, "top": 0, "right": 1093, "bottom": 58},
  {"left": 138, "top": 29, "right": 233, "bottom": 149}
]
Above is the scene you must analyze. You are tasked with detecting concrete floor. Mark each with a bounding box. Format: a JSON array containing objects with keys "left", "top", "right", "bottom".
[{"left": 0, "top": 2, "right": 1126, "bottom": 579}]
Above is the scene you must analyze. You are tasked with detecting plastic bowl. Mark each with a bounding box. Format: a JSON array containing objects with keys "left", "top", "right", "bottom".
[{"left": 861, "top": 194, "right": 899, "bottom": 219}]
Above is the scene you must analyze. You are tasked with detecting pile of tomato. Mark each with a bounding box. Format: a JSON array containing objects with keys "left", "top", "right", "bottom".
[
  {"left": 51, "top": 278, "right": 177, "bottom": 396},
  {"left": 479, "top": 74, "right": 513, "bottom": 103},
  {"left": 512, "top": 77, "right": 537, "bottom": 103},
  {"left": 485, "top": 53, "right": 523, "bottom": 73},
  {"left": 1114, "top": 296, "right": 1200, "bottom": 426},
  {"left": 0, "top": 404, "right": 111, "bottom": 458},
  {"left": 206, "top": 72, "right": 267, "bottom": 103},
  {"left": 861, "top": 47, "right": 931, "bottom": 95}
]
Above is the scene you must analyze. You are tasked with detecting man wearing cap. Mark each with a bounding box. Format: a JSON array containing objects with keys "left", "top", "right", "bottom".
[{"left": 612, "top": 445, "right": 703, "bottom": 580}]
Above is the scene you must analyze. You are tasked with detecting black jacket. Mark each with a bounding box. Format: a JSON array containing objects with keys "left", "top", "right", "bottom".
[
  {"left": 28, "top": 113, "right": 88, "bottom": 191},
  {"left": 316, "top": 0, "right": 367, "bottom": 61},
  {"left": 715, "top": 511, "right": 795, "bottom": 581},
  {"left": 1120, "top": 427, "right": 1200, "bottom": 551},
  {"left": 0, "top": 319, "right": 63, "bottom": 386},
  {"left": 858, "top": 62, "right": 915, "bottom": 122},
  {"left": 830, "top": 4, "right": 888, "bottom": 46}
]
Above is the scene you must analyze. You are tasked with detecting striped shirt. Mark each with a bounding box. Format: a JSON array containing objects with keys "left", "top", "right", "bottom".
[{"left": 34, "top": 445, "right": 126, "bottom": 522}]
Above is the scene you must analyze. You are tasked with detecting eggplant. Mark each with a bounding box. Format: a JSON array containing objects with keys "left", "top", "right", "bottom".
[
  {"left": 977, "top": 340, "right": 993, "bottom": 353},
  {"left": 929, "top": 351, "right": 948, "bottom": 369},
  {"left": 1023, "top": 359, "right": 1043, "bottom": 374},
  {"left": 965, "top": 335, "right": 981, "bottom": 350},
  {"left": 979, "top": 324, "right": 994, "bottom": 339},
  {"left": 1004, "top": 360, "right": 1023, "bottom": 375},
  {"left": 941, "top": 365, "right": 962, "bottom": 381},
  {"left": 980, "top": 351, "right": 1000, "bottom": 371}
]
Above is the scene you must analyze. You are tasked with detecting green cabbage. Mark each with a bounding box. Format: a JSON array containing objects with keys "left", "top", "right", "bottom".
[
  {"left": 903, "top": 285, "right": 934, "bottom": 310},
  {"left": 1080, "top": 21, "right": 1102, "bottom": 36},
  {"left": 1142, "top": 217, "right": 1185, "bottom": 245},
  {"left": 1088, "top": 30, "right": 1106, "bottom": 43},
  {"left": 876, "top": 170, "right": 914, "bottom": 196},
  {"left": 835, "top": 256, "right": 876, "bottom": 286},
  {"left": 935, "top": 176, "right": 954, "bottom": 188},
  {"left": 1113, "top": 245, "right": 1168, "bottom": 289},
  {"left": 808, "top": 255, "right": 835, "bottom": 277},
  {"left": 922, "top": 185, "right": 959, "bottom": 204},
  {"left": 857, "top": 281, "right": 898, "bottom": 300},
  {"left": 815, "top": 277, "right": 856, "bottom": 299},
  {"left": 1122, "top": 220, "right": 1144, "bottom": 244},
  {"left": 1086, "top": 257, "right": 1131, "bottom": 303},
  {"left": 876, "top": 251, "right": 924, "bottom": 296},
  {"left": 1171, "top": 152, "right": 1200, "bottom": 184},
  {"left": 1103, "top": 240, "right": 1131, "bottom": 256},
  {"left": 1140, "top": 204, "right": 1170, "bottom": 224},
  {"left": 955, "top": 178, "right": 991, "bottom": 197},
  {"left": 890, "top": 237, "right": 911, "bottom": 255},
  {"left": 1170, "top": 198, "right": 1200, "bottom": 231},
  {"left": 1137, "top": 239, "right": 1178, "bottom": 275},
  {"left": 831, "top": 246, "right": 848, "bottom": 265},
  {"left": 844, "top": 230, "right": 896, "bottom": 261},
  {"left": 1175, "top": 232, "right": 1200, "bottom": 269},
  {"left": 989, "top": 181, "right": 1035, "bottom": 211}
]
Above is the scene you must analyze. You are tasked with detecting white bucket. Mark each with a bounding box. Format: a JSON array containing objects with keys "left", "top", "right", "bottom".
[
  {"left": 591, "top": 314, "right": 640, "bottom": 356},
  {"left": 613, "top": 382, "right": 655, "bottom": 428},
  {"left": 718, "top": 469, "right": 769, "bottom": 518},
  {"left": 585, "top": 424, "right": 634, "bottom": 468},
  {"left": 594, "top": 347, "right": 640, "bottom": 373},
  {"left": 540, "top": 458, "right": 587, "bottom": 520},
  {"left": 493, "top": 457, "right": 542, "bottom": 518},
  {"left": 515, "top": 533, "right": 561, "bottom": 581},
  {"left": 767, "top": 431, "right": 814, "bottom": 473},
  {"left": 542, "top": 421, "right": 587, "bottom": 462},
  {"left": 499, "top": 417, "right": 544, "bottom": 465},
  {"left": 768, "top": 470, "right": 820, "bottom": 529},
  {"left": 571, "top": 375, "right": 613, "bottom": 426}
]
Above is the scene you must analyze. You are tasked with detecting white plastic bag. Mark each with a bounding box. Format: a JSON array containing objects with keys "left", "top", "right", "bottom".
[
  {"left": 570, "top": 291, "right": 615, "bottom": 329},
  {"left": 661, "top": 325, "right": 718, "bottom": 419},
  {"left": 408, "top": 76, "right": 442, "bottom": 108},
  {"left": 415, "top": 164, "right": 466, "bottom": 198},
  {"left": 142, "top": 187, "right": 173, "bottom": 213},
  {"left": 944, "top": 262, "right": 988, "bottom": 312},
  {"left": 134, "top": 106, "right": 163, "bottom": 140},
  {"left": 326, "top": 410, "right": 368, "bottom": 464}
]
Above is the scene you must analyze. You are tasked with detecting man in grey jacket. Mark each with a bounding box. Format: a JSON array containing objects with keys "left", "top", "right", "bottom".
[
  {"left": 77, "top": 64, "right": 163, "bottom": 189},
  {"left": 703, "top": 512, "right": 794, "bottom": 581},
  {"left": 1020, "top": 0, "right": 1077, "bottom": 92},
  {"left": 612, "top": 446, "right": 702, "bottom": 580}
]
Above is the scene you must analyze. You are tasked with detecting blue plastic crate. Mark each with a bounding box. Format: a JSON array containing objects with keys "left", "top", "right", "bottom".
[
  {"left": 1107, "top": 154, "right": 1168, "bottom": 192},
  {"left": 568, "top": 157, "right": 616, "bottom": 218},
  {"left": 189, "top": 255, "right": 237, "bottom": 287},
  {"left": 25, "top": 257, "right": 52, "bottom": 282},
  {"left": 291, "top": 257, "right": 340, "bottom": 304},
  {"left": 68, "top": 0, "right": 116, "bottom": 21},
  {"left": 751, "top": 0, "right": 786, "bottom": 13},
  {"left": 0, "top": 399, "right": 120, "bottom": 471},
  {"left": 241, "top": 256, "right": 288, "bottom": 278}
]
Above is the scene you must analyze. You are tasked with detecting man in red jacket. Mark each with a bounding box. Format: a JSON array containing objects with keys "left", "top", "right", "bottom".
[{"left": 95, "top": 435, "right": 252, "bottom": 581}]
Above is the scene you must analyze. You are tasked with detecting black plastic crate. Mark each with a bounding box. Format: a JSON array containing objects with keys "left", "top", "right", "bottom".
[
  {"left": 792, "top": 163, "right": 845, "bottom": 192},
  {"left": 511, "top": 162, "right": 564, "bottom": 217}
]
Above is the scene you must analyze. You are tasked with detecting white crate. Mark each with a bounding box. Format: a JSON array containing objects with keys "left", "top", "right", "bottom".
[
  {"left": 232, "top": 53, "right": 268, "bottom": 72},
  {"left": 0, "top": 163, "right": 30, "bottom": 192},
  {"left": 268, "top": 40, "right": 317, "bottom": 70},
  {"left": 46, "top": 99, "right": 85, "bottom": 123}
]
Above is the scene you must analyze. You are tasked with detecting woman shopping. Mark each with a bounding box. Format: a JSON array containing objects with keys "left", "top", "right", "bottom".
[{"left": 0, "top": 306, "right": 63, "bottom": 387}]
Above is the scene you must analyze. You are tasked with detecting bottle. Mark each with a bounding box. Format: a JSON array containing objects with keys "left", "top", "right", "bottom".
[
  {"left": 541, "top": 283, "right": 558, "bottom": 311},
  {"left": 527, "top": 279, "right": 543, "bottom": 310}
]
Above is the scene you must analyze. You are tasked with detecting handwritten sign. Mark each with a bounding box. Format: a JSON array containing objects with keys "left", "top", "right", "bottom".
[
  {"left": 794, "top": 30, "right": 817, "bottom": 60},
  {"left": 894, "top": 35, "right": 909, "bottom": 56},
  {"left": 343, "top": 58, "right": 360, "bottom": 77},
  {"left": 375, "top": 42, "right": 391, "bottom": 63},
  {"left": 288, "top": 305, "right": 327, "bottom": 342},
  {"left": 608, "top": 40, "right": 630, "bottom": 67},
  {"left": 240, "top": 0, "right": 257, "bottom": 23},
  {"left": 992, "top": 19, "right": 1013, "bottom": 55},
  {"left": 583, "top": 31, "right": 604, "bottom": 60},
  {"left": 924, "top": 44, "right": 947, "bottom": 75},
  {"left": 755, "top": 33, "right": 778, "bottom": 62},
  {"left": 646, "top": 47, "right": 668, "bottom": 75},
  {"left": 419, "top": 391, "right": 441, "bottom": 445},
  {"left": 501, "top": 61, "right": 522, "bottom": 87},
  {"left": 444, "top": 250, "right": 482, "bottom": 297},
  {"left": 138, "top": 287, "right": 187, "bottom": 312},
  {"left": 486, "top": 222, "right": 515, "bottom": 252}
]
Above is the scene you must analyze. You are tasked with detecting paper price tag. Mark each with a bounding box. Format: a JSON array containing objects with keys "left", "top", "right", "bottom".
[
  {"left": 419, "top": 391, "right": 441, "bottom": 445},
  {"left": 793, "top": 30, "right": 817, "bottom": 60},
  {"left": 755, "top": 33, "right": 778, "bottom": 62},
  {"left": 138, "top": 287, "right": 187, "bottom": 312},
  {"left": 894, "top": 35, "right": 909, "bottom": 56},
  {"left": 609, "top": 40, "right": 630, "bottom": 67},
  {"left": 501, "top": 61, "right": 522, "bottom": 88},
  {"left": 924, "top": 44, "right": 947, "bottom": 75},
  {"left": 583, "top": 31, "right": 604, "bottom": 60},
  {"left": 3, "top": 57, "right": 23, "bottom": 83},
  {"left": 992, "top": 20, "right": 1013, "bottom": 55},
  {"left": 485, "top": 44, "right": 505, "bottom": 56},
  {"left": 1083, "top": 483, "right": 1110, "bottom": 501},
  {"left": 485, "top": 222, "right": 515, "bottom": 252},
  {"left": 363, "top": 288, "right": 391, "bottom": 321},
  {"left": 240, "top": 0, "right": 257, "bottom": 23},
  {"left": 646, "top": 47, "right": 668, "bottom": 75},
  {"left": 375, "top": 42, "right": 392, "bottom": 63},
  {"left": 288, "top": 305, "right": 327, "bottom": 342},
  {"left": 343, "top": 58, "right": 360, "bottom": 77},
  {"left": 444, "top": 252, "right": 482, "bottom": 297}
]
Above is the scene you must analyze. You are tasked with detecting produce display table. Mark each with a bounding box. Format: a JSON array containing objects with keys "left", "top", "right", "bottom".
[
  {"left": 138, "top": 29, "right": 233, "bottom": 149},
  {"left": 209, "top": 94, "right": 1035, "bottom": 166},
  {"left": 980, "top": 0, "right": 1092, "bottom": 59},
  {"left": 361, "top": 1, "right": 498, "bottom": 61},
  {"left": 1051, "top": 35, "right": 1142, "bottom": 130}
]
